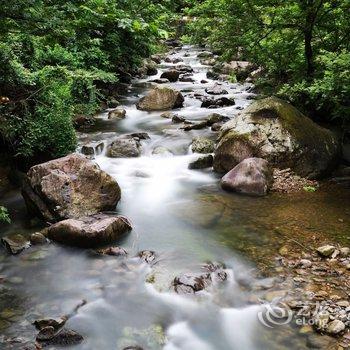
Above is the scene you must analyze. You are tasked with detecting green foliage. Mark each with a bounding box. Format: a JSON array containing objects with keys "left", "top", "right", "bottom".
[
  {"left": 303, "top": 186, "right": 317, "bottom": 193},
  {"left": 0, "top": 206, "right": 11, "bottom": 223},
  {"left": 0, "top": 0, "right": 176, "bottom": 161},
  {"left": 186, "top": 0, "right": 350, "bottom": 123}
]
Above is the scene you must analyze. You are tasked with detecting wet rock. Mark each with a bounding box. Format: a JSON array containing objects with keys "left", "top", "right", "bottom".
[
  {"left": 206, "top": 113, "right": 230, "bottom": 125},
  {"left": 22, "top": 154, "right": 121, "bottom": 222},
  {"left": 96, "top": 246, "right": 127, "bottom": 257},
  {"left": 108, "top": 108, "right": 126, "bottom": 120},
  {"left": 191, "top": 137, "right": 215, "bottom": 154},
  {"left": 150, "top": 78, "right": 169, "bottom": 84},
  {"left": 182, "top": 121, "right": 208, "bottom": 131},
  {"left": 30, "top": 232, "right": 47, "bottom": 245},
  {"left": 205, "top": 84, "right": 228, "bottom": 95},
  {"left": 128, "top": 132, "right": 150, "bottom": 140},
  {"left": 175, "top": 65, "right": 194, "bottom": 74},
  {"left": 81, "top": 142, "right": 104, "bottom": 156},
  {"left": 317, "top": 245, "right": 336, "bottom": 257},
  {"left": 213, "top": 97, "right": 339, "bottom": 177},
  {"left": 179, "top": 75, "right": 195, "bottom": 83},
  {"left": 150, "top": 54, "right": 163, "bottom": 64},
  {"left": 211, "top": 122, "right": 223, "bottom": 132},
  {"left": 201, "top": 97, "right": 235, "bottom": 108},
  {"left": 107, "top": 136, "right": 141, "bottom": 158},
  {"left": 1, "top": 234, "right": 30, "bottom": 255},
  {"left": 197, "top": 51, "right": 214, "bottom": 59},
  {"left": 206, "top": 70, "right": 220, "bottom": 80},
  {"left": 123, "top": 347, "right": 144, "bottom": 350},
  {"left": 221, "top": 158, "right": 273, "bottom": 196},
  {"left": 173, "top": 272, "right": 211, "bottom": 294},
  {"left": 73, "top": 115, "right": 95, "bottom": 130},
  {"left": 172, "top": 115, "right": 186, "bottom": 123},
  {"left": 138, "top": 250, "right": 156, "bottom": 264},
  {"left": 201, "top": 80, "right": 208, "bottom": 84},
  {"left": 188, "top": 155, "right": 213, "bottom": 170},
  {"left": 326, "top": 319, "right": 345, "bottom": 334},
  {"left": 160, "top": 112, "right": 175, "bottom": 119},
  {"left": 164, "top": 39, "right": 182, "bottom": 48},
  {"left": 160, "top": 70, "right": 180, "bottom": 82},
  {"left": 47, "top": 213, "right": 132, "bottom": 248},
  {"left": 34, "top": 317, "right": 66, "bottom": 331},
  {"left": 37, "top": 327, "right": 83, "bottom": 347},
  {"left": 165, "top": 57, "right": 183, "bottom": 64},
  {"left": 107, "top": 97, "right": 120, "bottom": 109},
  {"left": 152, "top": 146, "right": 173, "bottom": 157},
  {"left": 264, "top": 290, "right": 287, "bottom": 302},
  {"left": 136, "top": 87, "right": 184, "bottom": 111}
]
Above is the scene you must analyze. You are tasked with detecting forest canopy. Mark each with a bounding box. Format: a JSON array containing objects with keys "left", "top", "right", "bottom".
[{"left": 185, "top": 0, "right": 350, "bottom": 124}]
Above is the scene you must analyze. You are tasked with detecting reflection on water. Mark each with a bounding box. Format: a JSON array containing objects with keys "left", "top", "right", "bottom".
[{"left": 0, "top": 46, "right": 349, "bottom": 349}]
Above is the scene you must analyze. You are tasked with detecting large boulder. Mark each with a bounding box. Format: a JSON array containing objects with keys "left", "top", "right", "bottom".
[
  {"left": 107, "top": 135, "right": 141, "bottom": 158},
  {"left": 214, "top": 97, "right": 340, "bottom": 178},
  {"left": 136, "top": 87, "right": 184, "bottom": 111},
  {"left": 46, "top": 213, "right": 132, "bottom": 248},
  {"left": 22, "top": 154, "right": 121, "bottom": 222},
  {"left": 221, "top": 158, "right": 273, "bottom": 196}
]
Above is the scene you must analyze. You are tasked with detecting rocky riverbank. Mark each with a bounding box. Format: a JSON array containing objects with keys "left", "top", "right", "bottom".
[{"left": 1, "top": 42, "right": 350, "bottom": 350}]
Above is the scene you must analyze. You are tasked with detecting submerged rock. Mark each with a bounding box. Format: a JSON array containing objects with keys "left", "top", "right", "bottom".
[
  {"left": 22, "top": 154, "right": 121, "bottom": 222},
  {"left": 191, "top": 137, "right": 215, "bottom": 154},
  {"left": 213, "top": 97, "right": 339, "bottom": 177},
  {"left": 221, "top": 158, "right": 273, "bottom": 196},
  {"left": 1, "top": 234, "right": 30, "bottom": 255},
  {"left": 47, "top": 213, "right": 132, "bottom": 248},
  {"left": 136, "top": 87, "right": 184, "bottom": 111}
]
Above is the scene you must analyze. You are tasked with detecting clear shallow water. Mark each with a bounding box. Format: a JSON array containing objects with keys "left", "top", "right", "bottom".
[{"left": 0, "top": 46, "right": 349, "bottom": 349}]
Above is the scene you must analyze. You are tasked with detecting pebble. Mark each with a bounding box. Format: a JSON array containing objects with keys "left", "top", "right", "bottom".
[
  {"left": 326, "top": 319, "right": 346, "bottom": 334},
  {"left": 317, "top": 245, "right": 336, "bottom": 257},
  {"left": 340, "top": 247, "right": 350, "bottom": 257},
  {"left": 300, "top": 259, "right": 312, "bottom": 268}
]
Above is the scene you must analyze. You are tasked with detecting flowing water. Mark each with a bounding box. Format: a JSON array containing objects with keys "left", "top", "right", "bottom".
[{"left": 1, "top": 46, "right": 350, "bottom": 349}]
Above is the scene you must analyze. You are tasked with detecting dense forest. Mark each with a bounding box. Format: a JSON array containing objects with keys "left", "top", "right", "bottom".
[{"left": 0, "top": 0, "right": 349, "bottom": 165}]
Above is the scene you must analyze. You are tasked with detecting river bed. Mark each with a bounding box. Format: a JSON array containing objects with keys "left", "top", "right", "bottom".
[{"left": 0, "top": 45, "right": 350, "bottom": 349}]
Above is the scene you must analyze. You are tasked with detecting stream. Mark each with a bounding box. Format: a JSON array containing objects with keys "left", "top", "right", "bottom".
[{"left": 1, "top": 45, "right": 350, "bottom": 349}]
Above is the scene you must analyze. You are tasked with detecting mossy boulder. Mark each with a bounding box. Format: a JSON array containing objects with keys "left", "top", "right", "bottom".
[
  {"left": 136, "top": 87, "right": 184, "bottom": 111},
  {"left": 214, "top": 97, "right": 340, "bottom": 178}
]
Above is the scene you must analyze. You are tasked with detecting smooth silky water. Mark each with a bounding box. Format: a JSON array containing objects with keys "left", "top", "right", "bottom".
[{"left": 1, "top": 46, "right": 350, "bottom": 349}]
